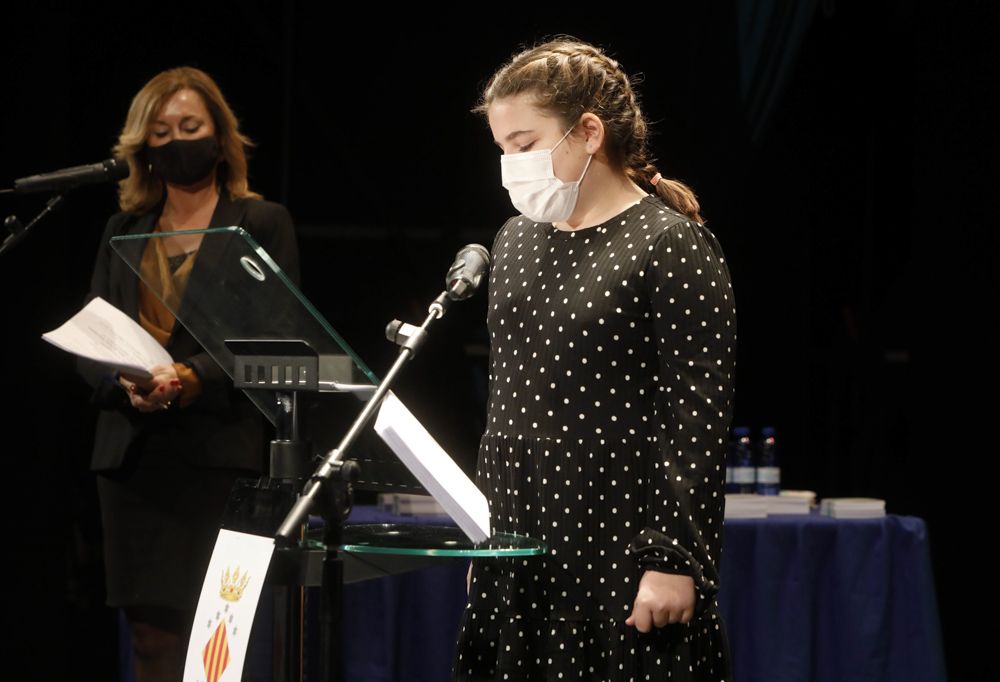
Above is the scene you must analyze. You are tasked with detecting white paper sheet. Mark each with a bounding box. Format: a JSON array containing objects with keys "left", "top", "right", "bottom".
[
  {"left": 183, "top": 530, "right": 275, "bottom": 682},
  {"left": 41, "top": 296, "right": 172, "bottom": 378},
  {"left": 374, "top": 391, "right": 491, "bottom": 543}
]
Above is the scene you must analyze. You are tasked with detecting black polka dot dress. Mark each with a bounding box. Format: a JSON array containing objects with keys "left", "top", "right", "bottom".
[{"left": 453, "top": 195, "right": 737, "bottom": 682}]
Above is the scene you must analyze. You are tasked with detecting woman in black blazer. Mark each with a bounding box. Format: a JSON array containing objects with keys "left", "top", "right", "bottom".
[{"left": 78, "top": 66, "right": 299, "bottom": 682}]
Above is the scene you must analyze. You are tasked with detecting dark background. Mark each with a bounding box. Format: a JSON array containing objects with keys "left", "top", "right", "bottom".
[{"left": 1, "top": 2, "right": 994, "bottom": 680}]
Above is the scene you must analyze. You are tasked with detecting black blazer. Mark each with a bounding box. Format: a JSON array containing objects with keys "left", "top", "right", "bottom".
[{"left": 78, "top": 192, "right": 301, "bottom": 472}]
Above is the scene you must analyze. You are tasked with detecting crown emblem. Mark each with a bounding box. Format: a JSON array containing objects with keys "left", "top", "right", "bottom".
[{"left": 219, "top": 566, "right": 250, "bottom": 602}]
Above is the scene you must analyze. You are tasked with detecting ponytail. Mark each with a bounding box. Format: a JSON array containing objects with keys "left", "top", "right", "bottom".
[{"left": 630, "top": 164, "right": 704, "bottom": 223}]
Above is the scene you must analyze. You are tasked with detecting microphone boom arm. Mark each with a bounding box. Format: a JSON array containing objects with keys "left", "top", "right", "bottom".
[{"left": 274, "top": 291, "right": 452, "bottom": 542}]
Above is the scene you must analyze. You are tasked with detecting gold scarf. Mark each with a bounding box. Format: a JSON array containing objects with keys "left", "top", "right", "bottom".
[{"left": 138, "top": 230, "right": 198, "bottom": 347}]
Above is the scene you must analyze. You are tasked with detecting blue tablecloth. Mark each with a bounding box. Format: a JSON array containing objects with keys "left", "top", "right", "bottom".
[
  {"left": 341, "top": 508, "right": 946, "bottom": 682},
  {"left": 341, "top": 507, "right": 470, "bottom": 682},
  {"left": 716, "top": 513, "right": 945, "bottom": 682}
]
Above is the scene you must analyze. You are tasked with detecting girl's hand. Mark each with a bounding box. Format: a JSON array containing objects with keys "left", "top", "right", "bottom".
[{"left": 625, "top": 571, "right": 695, "bottom": 632}]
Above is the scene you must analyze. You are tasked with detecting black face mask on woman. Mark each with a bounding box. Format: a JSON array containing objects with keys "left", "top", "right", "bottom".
[{"left": 146, "top": 136, "right": 219, "bottom": 186}]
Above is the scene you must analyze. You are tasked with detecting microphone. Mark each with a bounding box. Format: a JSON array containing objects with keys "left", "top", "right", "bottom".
[
  {"left": 445, "top": 243, "right": 490, "bottom": 301},
  {"left": 13, "top": 158, "right": 129, "bottom": 194}
]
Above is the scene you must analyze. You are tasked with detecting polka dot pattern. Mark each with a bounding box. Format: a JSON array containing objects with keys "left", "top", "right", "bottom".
[{"left": 454, "top": 195, "right": 737, "bottom": 681}]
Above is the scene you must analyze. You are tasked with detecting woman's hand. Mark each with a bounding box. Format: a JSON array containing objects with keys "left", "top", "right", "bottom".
[
  {"left": 624, "top": 571, "right": 696, "bottom": 632},
  {"left": 119, "top": 364, "right": 183, "bottom": 413}
]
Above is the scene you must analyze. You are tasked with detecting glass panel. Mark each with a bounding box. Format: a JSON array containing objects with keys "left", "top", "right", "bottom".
[
  {"left": 110, "top": 226, "right": 377, "bottom": 423},
  {"left": 335, "top": 524, "right": 546, "bottom": 557}
]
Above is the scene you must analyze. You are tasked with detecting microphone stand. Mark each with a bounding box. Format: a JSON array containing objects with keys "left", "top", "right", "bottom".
[
  {"left": 275, "top": 290, "right": 453, "bottom": 681},
  {"left": 0, "top": 194, "right": 64, "bottom": 258}
]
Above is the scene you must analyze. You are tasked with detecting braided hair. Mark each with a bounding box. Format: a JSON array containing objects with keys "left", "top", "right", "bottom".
[{"left": 474, "top": 37, "right": 703, "bottom": 223}]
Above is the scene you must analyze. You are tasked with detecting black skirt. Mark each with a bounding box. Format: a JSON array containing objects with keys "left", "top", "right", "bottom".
[{"left": 97, "top": 461, "right": 254, "bottom": 612}]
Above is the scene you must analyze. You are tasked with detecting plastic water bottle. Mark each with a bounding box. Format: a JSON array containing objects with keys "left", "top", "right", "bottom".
[
  {"left": 756, "top": 427, "right": 780, "bottom": 495},
  {"left": 731, "top": 427, "right": 756, "bottom": 494}
]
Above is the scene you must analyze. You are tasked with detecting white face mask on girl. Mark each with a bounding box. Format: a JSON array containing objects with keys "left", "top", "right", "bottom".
[{"left": 500, "top": 126, "right": 593, "bottom": 223}]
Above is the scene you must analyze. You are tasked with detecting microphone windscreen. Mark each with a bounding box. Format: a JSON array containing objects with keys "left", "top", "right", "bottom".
[{"left": 104, "top": 158, "right": 130, "bottom": 181}]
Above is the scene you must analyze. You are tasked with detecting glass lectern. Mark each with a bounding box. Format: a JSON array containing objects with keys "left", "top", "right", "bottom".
[{"left": 110, "top": 227, "right": 543, "bottom": 681}]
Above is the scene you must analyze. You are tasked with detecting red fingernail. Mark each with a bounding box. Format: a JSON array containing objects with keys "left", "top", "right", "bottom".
[
  {"left": 157, "top": 386, "right": 165, "bottom": 392},
  {"left": 170, "top": 380, "right": 181, "bottom": 386}
]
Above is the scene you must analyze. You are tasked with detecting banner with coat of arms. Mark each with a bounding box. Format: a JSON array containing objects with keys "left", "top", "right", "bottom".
[{"left": 183, "top": 530, "right": 275, "bottom": 682}]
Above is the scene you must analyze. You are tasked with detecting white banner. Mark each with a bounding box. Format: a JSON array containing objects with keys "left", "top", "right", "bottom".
[{"left": 183, "top": 530, "right": 275, "bottom": 682}]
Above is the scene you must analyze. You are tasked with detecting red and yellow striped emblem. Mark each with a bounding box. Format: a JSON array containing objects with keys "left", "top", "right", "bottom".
[{"left": 202, "top": 621, "right": 231, "bottom": 682}]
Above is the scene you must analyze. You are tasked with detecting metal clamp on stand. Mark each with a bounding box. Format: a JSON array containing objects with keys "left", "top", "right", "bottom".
[{"left": 222, "top": 338, "right": 364, "bottom": 682}]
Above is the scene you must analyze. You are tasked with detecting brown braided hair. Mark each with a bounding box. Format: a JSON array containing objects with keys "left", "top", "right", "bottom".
[{"left": 474, "top": 37, "right": 703, "bottom": 223}]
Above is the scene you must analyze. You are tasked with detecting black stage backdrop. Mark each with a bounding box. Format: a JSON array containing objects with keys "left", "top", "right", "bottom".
[{"left": 0, "top": 3, "right": 994, "bottom": 680}]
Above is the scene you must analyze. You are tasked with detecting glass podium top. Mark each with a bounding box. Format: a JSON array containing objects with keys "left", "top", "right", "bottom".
[
  {"left": 289, "top": 523, "right": 546, "bottom": 585},
  {"left": 110, "top": 226, "right": 378, "bottom": 424},
  {"left": 111, "top": 226, "right": 435, "bottom": 494},
  {"left": 337, "top": 524, "right": 546, "bottom": 557}
]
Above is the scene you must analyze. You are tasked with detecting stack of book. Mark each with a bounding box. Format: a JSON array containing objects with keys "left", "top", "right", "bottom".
[
  {"left": 765, "top": 494, "right": 813, "bottom": 515},
  {"left": 724, "top": 494, "right": 769, "bottom": 519},
  {"left": 725, "top": 492, "right": 815, "bottom": 518},
  {"left": 778, "top": 489, "right": 817, "bottom": 509},
  {"left": 819, "top": 497, "right": 886, "bottom": 519}
]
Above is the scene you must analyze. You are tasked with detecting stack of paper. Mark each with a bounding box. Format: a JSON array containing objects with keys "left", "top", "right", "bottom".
[
  {"left": 819, "top": 497, "right": 886, "bottom": 518},
  {"left": 779, "top": 489, "right": 817, "bottom": 508},
  {"left": 42, "top": 296, "right": 171, "bottom": 377},
  {"left": 378, "top": 493, "right": 449, "bottom": 516},
  {"left": 724, "top": 494, "right": 769, "bottom": 519},
  {"left": 374, "top": 391, "right": 490, "bottom": 542},
  {"left": 764, "top": 494, "right": 812, "bottom": 515}
]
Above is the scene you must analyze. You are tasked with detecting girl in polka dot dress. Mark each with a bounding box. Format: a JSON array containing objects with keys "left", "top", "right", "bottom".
[{"left": 454, "top": 37, "right": 737, "bottom": 682}]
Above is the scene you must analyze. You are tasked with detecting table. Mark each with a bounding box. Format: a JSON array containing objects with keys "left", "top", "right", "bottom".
[
  {"left": 341, "top": 508, "right": 472, "bottom": 682},
  {"left": 341, "top": 508, "right": 947, "bottom": 682},
  {"left": 717, "top": 512, "right": 945, "bottom": 682}
]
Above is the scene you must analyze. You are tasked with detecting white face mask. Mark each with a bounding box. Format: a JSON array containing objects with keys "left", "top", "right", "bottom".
[{"left": 500, "top": 127, "right": 593, "bottom": 223}]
